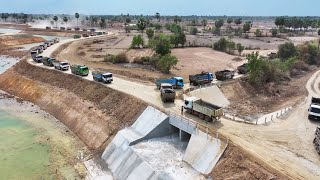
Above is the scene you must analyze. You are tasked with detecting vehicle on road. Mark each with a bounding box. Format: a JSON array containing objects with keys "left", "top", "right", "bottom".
[
  {"left": 53, "top": 38, "right": 60, "bottom": 43},
  {"left": 189, "top": 72, "right": 214, "bottom": 86},
  {"left": 44, "top": 41, "right": 51, "bottom": 47},
  {"left": 75, "top": 27, "right": 80, "bottom": 31},
  {"left": 215, "top": 70, "right": 235, "bottom": 81},
  {"left": 53, "top": 60, "right": 70, "bottom": 71},
  {"left": 34, "top": 55, "right": 43, "bottom": 63},
  {"left": 92, "top": 71, "right": 113, "bottom": 83},
  {"left": 74, "top": 34, "right": 81, "bottom": 39},
  {"left": 160, "top": 83, "right": 175, "bottom": 103},
  {"left": 31, "top": 50, "right": 38, "bottom": 59},
  {"left": 42, "top": 57, "right": 55, "bottom": 67},
  {"left": 37, "top": 46, "right": 43, "bottom": 53},
  {"left": 308, "top": 97, "right": 320, "bottom": 120},
  {"left": 237, "top": 63, "right": 248, "bottom": 74},
  {"left": 46, "top": 26, "right": 51, "bottom": 29},
  {"left": 82, "top": 33, "right": 89, "bottom": 37},
  {"left": 184, "top": 97, "right": 223, "bottom": 122},
  {"left": 155, "top": 77, "right": 184, "bottom": 89},
  {"left": 71, "top": 65, "right": 89, "bottom": 76},
  {"left": 40, "top": 44, "right": 46, "bottom": 50}
]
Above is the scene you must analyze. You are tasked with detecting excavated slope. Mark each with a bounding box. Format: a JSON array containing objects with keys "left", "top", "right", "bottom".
[{"left": 0, "top": 60, "right": 147, "bottom": 150}]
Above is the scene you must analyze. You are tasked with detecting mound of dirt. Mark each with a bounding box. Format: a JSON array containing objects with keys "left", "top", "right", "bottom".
[
  {"left": 0, "top": 34, "right": 45, "bottom": 46},
  {"left": 0, "top": 60, "right": 147, "bottom": 150},
  {"left": 210, "top": 143, "right": 288, "bottom": 180}
]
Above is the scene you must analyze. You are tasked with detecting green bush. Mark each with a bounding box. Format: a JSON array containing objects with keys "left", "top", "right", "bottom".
[
  {"left": 131, "top": 35, "right": 144, "bottom": 48},
  {"left": 190, "top": 27, "right": 198, "bottom": 35},
  {"left": 146, "top": 28, "right": 154, "bottom": 39},
  {"left": 104, "top": 53, "right": 129, "bottom": 64},
  {"left": 298, "top": 43, "right": 320, "bottom": 65},
  {"left": 149, "top": 34, "right": 172, "bottom": 56},
  {"left": 254, "top": 29, "right": 263, "bottom": 37},
  {"left": 156, "top": 54, "right": 178, "bottom": 73},
  {"left": 271, "top": 28, "right": 278, "bottom": 37},
  {"left": 278, "top": 42, "right": 297, "bottom": 60},
  {"left": 213, "top": 37, "right": 228, "bottom": 51}
]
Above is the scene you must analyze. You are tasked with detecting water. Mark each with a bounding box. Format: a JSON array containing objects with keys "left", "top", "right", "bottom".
[
  {"left": 0, "top": 56, "right": 19, "bottom": 74},
  {"left": 0, "top": 110, "right": 51, "bottom": 179},
  {"left": 0, "top": 28, "right": 21, "bottom": 34},
  {"left": 132, "top": 134, "right": 202, "bottom": 180}
]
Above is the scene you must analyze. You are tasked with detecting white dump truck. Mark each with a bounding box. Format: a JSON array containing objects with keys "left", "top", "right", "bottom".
[
  {"left": 184, "top": 97, "right": 224, "bottom": 122},
  {"left": 53, "top": 60, "right": 70, "bottom": 71},
  {"left": 308, "top": 97, "right": 320, "bottom": 120}
]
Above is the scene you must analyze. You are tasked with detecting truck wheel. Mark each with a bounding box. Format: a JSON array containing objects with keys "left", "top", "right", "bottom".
[
  {"left": 199, "top": 114, "right": 204, "bottom": 119},
  {"left": 205, "top": 116, "right": 211, "bottom": 122},
  {"left": 186, "top": 109, "right": 192, "bottom": 114}
]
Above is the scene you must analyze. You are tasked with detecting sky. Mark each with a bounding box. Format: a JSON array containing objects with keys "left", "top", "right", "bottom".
[{"left": 0, "top": 0, "right": 319, "bottom": 16}]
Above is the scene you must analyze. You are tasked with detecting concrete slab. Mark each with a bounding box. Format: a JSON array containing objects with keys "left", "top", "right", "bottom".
[
  {"left": 183, "top": 131, "right": 228, "bottom": 174},
  {"left": 189, "top": 85, "right": 230, "bottom": 107}
]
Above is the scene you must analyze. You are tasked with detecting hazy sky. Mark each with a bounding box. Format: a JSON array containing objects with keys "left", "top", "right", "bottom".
[{"left": 0, "top": 0, "right": 319, "bottom": 16}]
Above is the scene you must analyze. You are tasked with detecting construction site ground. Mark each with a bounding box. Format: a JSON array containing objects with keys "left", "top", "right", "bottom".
[{"left": 1, "top": 27, "right": 320, "bottom": 179}]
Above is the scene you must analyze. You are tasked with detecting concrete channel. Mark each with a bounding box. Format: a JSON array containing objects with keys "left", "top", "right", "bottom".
[{"left": 101, "top": 106, "right": 228, "bottom": 180}]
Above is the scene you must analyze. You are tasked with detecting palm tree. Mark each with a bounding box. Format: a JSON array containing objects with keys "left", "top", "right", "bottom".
[
  {"left": 75, "top": 13, "right": 80, "bottom": 27},
  {"left": 53, "top": 16, "right": 58, "bottom": 28},
  {"left": 155, "top": 12, "right": 160, "bottom": 22},
  {"left": 63, "top": 17, "right": 68, "bottom": 27}
]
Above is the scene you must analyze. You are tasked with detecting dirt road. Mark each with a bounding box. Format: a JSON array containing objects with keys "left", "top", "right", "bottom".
[{"left": 30, "top": 36, "right": 320, "bottom": 179}]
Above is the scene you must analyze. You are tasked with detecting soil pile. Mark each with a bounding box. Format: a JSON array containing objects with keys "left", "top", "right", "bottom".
[
  {"left": 0, "top": 60, "right": 147, "bottom": 150},
  {"left": 0, "top": 34, "right": 45, "bottom": 46}
]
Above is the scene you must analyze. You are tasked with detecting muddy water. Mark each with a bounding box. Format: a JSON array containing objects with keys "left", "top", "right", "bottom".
[{"left": 0, "top": 110, "right": 51, "bottom": 179}]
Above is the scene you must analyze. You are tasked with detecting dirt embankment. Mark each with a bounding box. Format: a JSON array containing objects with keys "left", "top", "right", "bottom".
[
  {"left": 211, "top": 143, "right": 289, "bottom": 180},
  {"left": 0, "top": 34, "right": 45, "bottom": 46},
  {"left": 22, "top": 28, "right": 80, "bottom": 37},
  {"left": 0, "top": 60, "right": 148, "bottom": 150}
]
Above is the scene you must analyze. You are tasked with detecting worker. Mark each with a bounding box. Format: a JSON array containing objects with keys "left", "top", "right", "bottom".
[{"left": 181, "top": 106, "right": 183, "bottom": 115}]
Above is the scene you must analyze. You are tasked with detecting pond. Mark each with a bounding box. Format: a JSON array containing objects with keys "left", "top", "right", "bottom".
[{"left": 0, "top": 28, "right": 21, "bottom": 34}]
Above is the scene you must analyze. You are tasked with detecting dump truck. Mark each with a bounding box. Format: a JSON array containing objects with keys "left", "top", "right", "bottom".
[
  {"left": 215, "top": 70, "right": 235, "bottom": 81},
  {"left": 71, "top": 65, "right": 89, "bottom": 76},
  {"left": 92, "top": 71, "right": 113, "bottom": 83},
  {"left": 237, "top": 63, "right": 248, "bottom": 74},
  {"left": 42, "top": 57, "right": 55, "bottom": 67},
  {"left": 53, "top": 60, "right": 70, "bottom": 71},
  {"left": 189, "top": 72, "right": 214, "bottom": 86},
  {"left": 53, "top": 38, "right": 60, "bottom": 43},
  {"left": 308, "top": 97, "right": 320, "bottom": 120},
  {"left": 184, "top": 97, "right": 224, "bottom": 122},
  {"left": 36, "top": 46, "right": 43, "bottom": 53},
  {"left": 31, "top": 50, "right": 38, "bottom": 59},
  {"left": 74, "top": 34, "right": 81, "bottom": 39},
  {"left": 40, "top": 44, "right": 46, "bottom": 50},
  {"left": 34, "top": 55, "right": 43, "bottom": 63},
  {"left": 160, "top": 83, "right": 175, "bottom": 103},
  {"left": 155, "top": 77, "right": 184, "bottom": 89},
  {"left": 44, "top": 41, "right": 51, "bottom": 47},
  {"left": 314, "top": 127, "right": 320, "bottom": 154}
]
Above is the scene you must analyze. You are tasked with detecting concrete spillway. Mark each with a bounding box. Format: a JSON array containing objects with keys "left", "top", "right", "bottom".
[{"left": 101, "top": 106, "right": 227, "bottom": 180}]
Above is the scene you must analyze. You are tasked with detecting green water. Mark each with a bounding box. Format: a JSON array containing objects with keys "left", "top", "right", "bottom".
[{"left": 0, "top": 110, "right": 51, "bottom": 179}]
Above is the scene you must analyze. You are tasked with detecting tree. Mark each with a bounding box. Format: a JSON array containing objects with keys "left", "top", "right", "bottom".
[
  {"left": 157, "top": 54, "right": 178, "bottom": 73},
  {"left": 234, "top": 18, "right": 242, "bottom": 26},
  {"left": 237, "top": 43, "right": 245, "bottom": 55},
  {"left": 155, "top": 12, "right": 160, "bottom": 22},
  {"left": 75, "top": 13, "right": 80, "bottom": 27},
  {"left": 243, "top": 21, "right": 251, "bottom": 34},
  {"left": 275, "top": 17, "right": 285, "bottom": 28},
  {"left": 192, "top": 19, "right": 197, "bottom": 26},
  {"left": 227, "top": 18, "right": 233, "bottom": 24},
  {"left": 149, "top": 34, "right": 172, "bottom": 56},
  {"left": 278, "top": 42, "right": 297, "bottom": 60},
  {"left": 146, "top": 28, "right": 154, "bottom": 39},
  {"left": 125, "top": 17, "right": 131, "bottom": 33},
  {"left": 254, "top": 29, "right": 263, "bottom": 37},
  {"left": 53, "top": 16, "right": 58, "bottom": 28},
  {"left": 215, "top": 19, "right": 224, "bottom": 29},
  {"left": 100, "top": 17, "right": 107, "bottom": 29},
  {"left": 170, "top": 32, "right": 186, "bottom": 47},
  {"left": 137, "top": 18, "right": 147, "bottom": 36},
  {"left": 131, "top": 35, "right": 144, "bottom": 48},
  {"left": 190, "top": 27, "right": 198, "bottom": 35},
  {"left": 63, "top": 17, "right": 68, "bottom": 27},
  {"left": 173, "top": 16, "right": 181, "bottom": 24},
  {"left": 1, "top": 13, "right": 9, "bottom": 21},
  {"left": 227, "top": 40, "right": 236, "bottom": 54},
  {"left": 201, "top": 19, "right": 207, "bottom": 36},
  {"left": 271, "top": 28, "right": 278, "bottom": 37},
  {"left": 154, "top": 24, "right": 162, "bottom": 31},
  {"left": 213, "top": 37, "right": 228, "bottom": 51}
]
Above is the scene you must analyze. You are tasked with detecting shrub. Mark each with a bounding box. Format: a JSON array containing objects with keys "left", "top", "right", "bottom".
[
  {"left": 133, "top": 56, "right": 151, "bottom": 65},
  {"left": 271, "top": 28, "right": 278, "bottom": 37},
  {"left": 170, "top": 32, "right": 186, "bottom": 47},
  {"left": 297, "top": 43, "right": 320, "bottom": 65},
  {"left": 156, "top": 54, "right": 178, "bottom": 73},
  {"left": 146, "top": 28, "right": 154, "bottom": 39},
  {"left": 278, "top": 42, "right": 297, "bottom": 60},
  {"left": 149, "top": 34, "right": 172, "bottom": 56},
  {"left": 104, "top": 53, "right": 128, "bottom": 64},
  {"left": 213, "top": 37, "right": 228, "bottom": 51},
  {"left": 190, "top": 27, "right": 198, "bottom": 35},
  {"left": 254, "top": 29, "right": 263, "bottom": 37},
  {"left": 131, "top": 35, "right": 144, "bottom": 48},
  {"left": 211, "top": 27, "right": 221, "bottom": 35}
]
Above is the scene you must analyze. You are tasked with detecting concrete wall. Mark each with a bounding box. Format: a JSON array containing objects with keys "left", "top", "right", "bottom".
[{"left": 183, "top": 131, "right": 228, "bottom": 174}]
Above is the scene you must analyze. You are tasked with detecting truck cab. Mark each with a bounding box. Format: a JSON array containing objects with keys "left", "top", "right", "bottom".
[
  {"left": 34, "top": 55, "right": 43, "bottom": 63},
  {"left": 174, "top": 77, "right": 184, "bottom": 88},
  {"left": 309, "top": 97, "right": 320, "bottom": 120},
  {"left": 184, "top": 97, "right": 199, "bottom": 109},
  {"left": 31, "top": 51, "right": 38, "bottom": 59},
  {"left": 102, "top": 73, "right": 113, "bottom": 83}
]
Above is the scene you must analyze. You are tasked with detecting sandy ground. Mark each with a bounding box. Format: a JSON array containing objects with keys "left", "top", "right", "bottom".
[
  {"left": 29, "top": 36, "right": 320, "bottom": 179},
  {"left": 172, "top": 47, "right": 246, "bottom": 80},
  {"left": 0, "top": 92, "right": 89, "bottom": 179}
]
